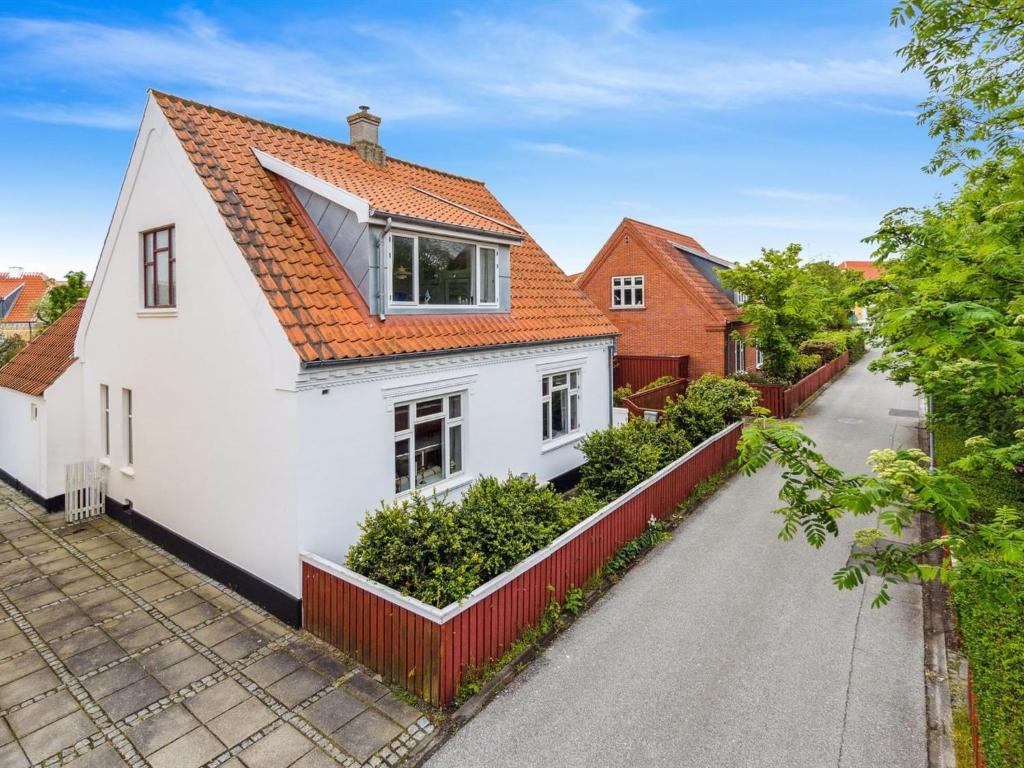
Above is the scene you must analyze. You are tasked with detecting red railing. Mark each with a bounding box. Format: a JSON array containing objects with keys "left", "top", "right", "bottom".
[
  {"left": 614, "top": 354, "right": 689, "bottom": 390},
  {"left": 749, "top": 352, "right": 850, "bottom": 418},
  {"left": 620, "top": 378, "right": 688, "bottom": 418},
  {"left": 301, "top": 421, "right": 742, "bottom": 706}
]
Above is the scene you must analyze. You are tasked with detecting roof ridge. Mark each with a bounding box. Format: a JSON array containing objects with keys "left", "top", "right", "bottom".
[{"left": 151, "top": 90, "right": 489, "bottom": 186}]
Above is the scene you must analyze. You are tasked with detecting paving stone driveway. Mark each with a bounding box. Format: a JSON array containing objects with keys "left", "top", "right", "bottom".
[{"left": 0, "top": 484, "right": 433, "bottom": 768}]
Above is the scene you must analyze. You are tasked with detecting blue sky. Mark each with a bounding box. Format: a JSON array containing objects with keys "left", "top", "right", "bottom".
[{"left": 0, "top": 0, "right": 952, "bottom": 278}]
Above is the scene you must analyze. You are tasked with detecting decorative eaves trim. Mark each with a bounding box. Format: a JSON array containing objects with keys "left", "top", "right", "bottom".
[
  {"left": 252, "top": 148, "right": 371, "bottom": 223},
  {"left": 380, "top": 373, "right": 478, "bottom": 405}
]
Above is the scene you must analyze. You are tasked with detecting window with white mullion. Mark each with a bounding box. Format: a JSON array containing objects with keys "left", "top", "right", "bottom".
[
  {"left": 394, "top": 393, "right": 464, "bottom": 493},
  {"left": 611, "top": 275, "right": 644, "bottom": 308},
  {"left": 541, "top": 370, "right": 580, "bottom": 442},
  {"left": 389, "top": 233, "right": 499, "bottom": 307}
]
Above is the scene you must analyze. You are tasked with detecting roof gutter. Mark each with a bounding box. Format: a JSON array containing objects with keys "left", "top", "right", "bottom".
[
  {"left": 299, "top": 334, "right": 619, "bottom": 371},
  {"left": 368, "top": 212, "right": 523, "bottom": 245}
]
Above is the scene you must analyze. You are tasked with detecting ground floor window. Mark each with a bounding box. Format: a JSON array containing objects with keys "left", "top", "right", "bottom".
[
  {"left": 755, "top": 346, "right": 764, "bottom": 369},
  {"left": 732, "top": 339, "right": 746, "bottom": 373},
  {"left": 542, "top": 370, "right": 580, "bottom": 441},
  {"left": 394, "top": 393, "right": 464, "bottom": 493}
]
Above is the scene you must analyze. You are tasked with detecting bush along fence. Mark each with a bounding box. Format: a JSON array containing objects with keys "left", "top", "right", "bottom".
[
  {"left": 748, "top": 351, "right": 849, "bottom": 418},
  {"left": 613, "top": 354, "right": 689, "bottom": 390},
  {"left": 620, "top": 377, "right": 689, "bottom": 418},
  {"left": 300, "top": 420, "right": 742, "bottom": 706}
]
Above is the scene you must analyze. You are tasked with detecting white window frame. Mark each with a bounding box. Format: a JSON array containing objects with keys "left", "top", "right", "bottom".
[
  {"left": 734, "top": 291, "right": 747, "bottom": 306},
  {"left": 393, "top": 392, "right": 465, "bottom": 495},
  {"left": 542, "top": 370, "right": 581, "bottom": 442},
  {"left": 100, "top": 385, "right": 110, "bottom": 456},
  {"left": 755, "top": 346, "right": 764, "bottom": 369},
  {"left": 733, "top": 339, "right": 746, "bottom": 373},
  {"left": 122, "top": 388, "right": 134, "bottom": 467},
  {"left": 611, "top": 275, "right": 644, "bottom": 308},
  {"left": 30, "top": 403, "right": 38, "bottom": 422},
  {"left": 389, "top": 232, "right": 500, "bottom": 308}
]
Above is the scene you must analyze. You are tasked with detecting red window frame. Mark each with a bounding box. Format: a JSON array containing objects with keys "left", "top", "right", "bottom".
[{"left": 142, "top": 226, "right": 175, "bottom": 308}]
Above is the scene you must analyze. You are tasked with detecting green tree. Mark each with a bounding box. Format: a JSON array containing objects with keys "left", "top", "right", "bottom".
[
  {"left": 893, "top": 0, "right": 1024, "bottom": 173},
  {"left": 717, "top": 244, "right": 849, "bottom": 380},
  {"left": 35, "top": 271, "right": 88, "bottom": 326},
  {"left": 0, "top": 335, "right": 25, "bottom": 365}
]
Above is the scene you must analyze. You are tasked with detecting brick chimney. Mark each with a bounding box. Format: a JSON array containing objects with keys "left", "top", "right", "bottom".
[{"left": 347, "top": 106, "right": 385, "bottom": 166}]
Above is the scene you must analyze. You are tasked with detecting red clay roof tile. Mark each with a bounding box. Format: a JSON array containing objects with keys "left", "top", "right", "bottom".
[
  {"left": 0, "top": 300, "right": 84, "bottom": 396},
  {"left": 154, "top": 92, "right": 615, "bottom": 363},
  {"left": 0, "top": 273, "right": 52, "bottom": 324}
]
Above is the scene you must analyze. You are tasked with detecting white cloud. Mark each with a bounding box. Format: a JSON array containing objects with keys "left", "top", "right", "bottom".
[
  {"left": 0, "top": 3, "right": 924, "bottom": 130},
  {"left": 515, "top": 141, "right": 592, "bottom": 157},
  {"left": 740, "top": 187, "right": 847, "bottom": 203}
]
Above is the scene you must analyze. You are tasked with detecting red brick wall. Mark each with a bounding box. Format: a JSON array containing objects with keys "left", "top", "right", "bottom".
[{"left": 579, "top": 228, "right": 732, "bottom": 378}]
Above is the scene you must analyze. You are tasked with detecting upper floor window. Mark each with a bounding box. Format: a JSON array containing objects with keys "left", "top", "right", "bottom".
[
  {"left": 142, "top": 226, "right": 175, "bottom": 308},
  {"left": 611, "top": 275, "right": 644, "bottom": 308},
  {"left": 734, "top": 291, "right": 747, "bottom": 306},
  {"left": 391, "top": 234, "right": 498, "bottom": 307},
  {"left": 542, "top": 370, "right": 580, "bottom": 441},
  {"left": 394, "top": 393, "right": 464, "bottom": 493}
]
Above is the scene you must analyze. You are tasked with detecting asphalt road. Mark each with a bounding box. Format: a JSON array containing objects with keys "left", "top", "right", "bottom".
[{"left": 428, "top": 350, "right": 927, "bottom": 768}]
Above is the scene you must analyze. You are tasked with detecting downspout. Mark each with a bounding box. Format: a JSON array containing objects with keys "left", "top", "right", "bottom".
[
  {"left": 608, "top": 341, "right": 616, "bottom": 427},
  {"left": 375, "top": 216, "right": 393, "bottom": 321}
]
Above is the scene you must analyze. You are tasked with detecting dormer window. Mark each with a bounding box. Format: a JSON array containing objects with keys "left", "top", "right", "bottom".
[{"left": 390, "top": 233, "right": 499, "bottom": 307}]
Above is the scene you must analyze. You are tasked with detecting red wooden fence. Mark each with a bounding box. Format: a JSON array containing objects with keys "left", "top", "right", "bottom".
[
  {"left": 301, "top": 421, "right": 742, "bottom": 706},
  {"left": 749, "top": 352, "right": 850, "bottom": 418},
  {"left": 614, "top": 354, "right": 689, "bottom": 390},
  {"left": 620, "top": 378, "right": 688, "bottom": 418}
]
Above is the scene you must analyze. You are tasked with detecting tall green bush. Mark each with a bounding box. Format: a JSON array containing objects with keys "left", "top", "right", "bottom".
[
  {"left": 578, "top": 419, "right": 691, "bottom": 503},
  {"left": 952, "top": 557, "right": 1024, "bottom": 768},
  {"left": 663, "top": 374, "right": 759, "bottom": 444}
]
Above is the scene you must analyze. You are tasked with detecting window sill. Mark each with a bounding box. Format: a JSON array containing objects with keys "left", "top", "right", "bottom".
[
  {"left": 541, "top": 431, "right": 584, "bottom": 454},
  {"left": 98, "top": 457, "right": 111, "bottom": 468},
  {"left": 609, "top": 306, "right": 645, "bottom": 311},
  {"left": 137, "top": 309, "right": 177, "bottom": 319},
  {"left": 119, "top": 466, "right": 135, "bottom": 478},
  {"left": 395, "top": 472, "right": 472, "bottom": 500}
]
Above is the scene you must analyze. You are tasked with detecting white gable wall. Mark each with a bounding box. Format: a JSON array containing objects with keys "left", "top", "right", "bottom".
[
  {"left": 296, "top": 338, "right": 614, "bottom": 566},
  {"left": 77, "top": 96, "right": 303, "bottom": 597},
  {"left": 0, "top": 387, "right": 44, "bottom": 496},
  {"left": 42, "top": 363, "right": 84, "bottom": 499}
]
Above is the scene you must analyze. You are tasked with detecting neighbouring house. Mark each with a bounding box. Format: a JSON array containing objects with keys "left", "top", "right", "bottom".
[
  {"left": 576, "top": 218, "right": 757, "bottom": 380},
  {"left": 0, "top": 300, "right": 85, "bottom": 510},
  {"left": 54, "top": 92, "right": 618, "bottom": 623},
  {"left": 839, "top": 260, "right": 882, "bottom": 325},
  {"left": 0, "top": 270, "right": 53, "bottom": 340}
]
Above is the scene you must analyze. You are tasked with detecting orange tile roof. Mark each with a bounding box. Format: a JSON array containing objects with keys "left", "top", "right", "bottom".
[
  {"left": 581, "top": 219, "right": 740, "bottom": 323},
  {"left": 839, "top": 260, "right": 883, "bottom": 280},
  {"left": 0, "top": 273, "right": 52, "bottom": 323},
  {"left": 153, "top": 92, "right": 616, "bottom": 363},
  {"left": 0, "top": 300, "right": 84, "bottom": 396}
]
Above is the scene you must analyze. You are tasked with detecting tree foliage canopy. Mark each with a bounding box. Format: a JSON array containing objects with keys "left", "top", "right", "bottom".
[{"left": 35, "top": 271, "right": 88, "bottom": 326}]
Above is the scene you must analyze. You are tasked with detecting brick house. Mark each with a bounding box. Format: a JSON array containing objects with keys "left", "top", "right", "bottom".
[{"left": 576, "top": 218, "right": 756, "bottom": 379}]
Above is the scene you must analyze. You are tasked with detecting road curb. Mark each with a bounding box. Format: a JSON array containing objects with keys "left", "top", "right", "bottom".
[{"left": 919, "top": 419, "right": 956, "bottom": 768}]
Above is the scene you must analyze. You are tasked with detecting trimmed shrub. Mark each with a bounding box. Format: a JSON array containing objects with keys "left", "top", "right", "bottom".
[
  {"left": 579, "top": 419, "right": 692, "bottom": 503},
  {"left": 809, "top": 329, "right": 867, "bottom": 363},
  {"left": 663, "top": 374, "right": 759, "bottom": 444},
  {"left": 613, "top": 385, "right": 633, "bottom": 407},
  {"left": 794, "top": 353, "right": 823, "bottom": 379},
  {"left": 952, "top": 556, "right": 1024, "bottom": 768},
  {"left": 346, "top": 474, "right": 601, "bottom": 607},
  {"left": 799, "top": 338, "right": 839, "bottom": 363},
  {"left": 614, "top": 376, "right": 679, "bottom": 406}
]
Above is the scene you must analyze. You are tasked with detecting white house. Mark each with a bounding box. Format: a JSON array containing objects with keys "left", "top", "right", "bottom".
[
  {"left": 68, "top": 92, "right": 617, "bottom": 623},
  {"left": 0, "top": 300, "right": 85, "bottom": 510}
]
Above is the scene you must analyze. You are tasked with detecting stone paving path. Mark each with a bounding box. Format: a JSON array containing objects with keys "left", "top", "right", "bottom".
[{"left": 0, "top": 484, "right": 433, "bottom": 768}]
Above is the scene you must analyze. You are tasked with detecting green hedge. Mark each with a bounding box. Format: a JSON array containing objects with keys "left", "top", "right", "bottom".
[
  {"left": 952, "top": 557, "right": 1024, "bottom": 768},
  {"left": 579, "top": 418, "right": 691, "bottom": 503},
  {"left": 809, "top": 329, "right": 867, "bottom": 363},
  {"left": 662, "top": 374, "right": 760, "bottom": 444}
]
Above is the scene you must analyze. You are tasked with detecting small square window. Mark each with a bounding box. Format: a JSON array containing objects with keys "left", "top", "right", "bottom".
[{"left": 612, "top": 275, "right": 644, "bottom": 308}]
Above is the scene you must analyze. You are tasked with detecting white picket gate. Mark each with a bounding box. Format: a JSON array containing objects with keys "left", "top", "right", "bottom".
[{"left": 65, "top": 460, "right": 107, "bottom": 523}]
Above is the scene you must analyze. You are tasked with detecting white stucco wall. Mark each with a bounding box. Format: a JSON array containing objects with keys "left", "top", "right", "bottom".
[
  {"left": 0, "top": 386, "right": 44, "bottom": 496},
  {"left": 77, "top": 96, "right": 303, "bottom": 597},
  {"left": 296, "top": 338, "right": 614, "bottom": 566},
  {"left": 42, "top": 363, "right": 84, "bottom": 499}
]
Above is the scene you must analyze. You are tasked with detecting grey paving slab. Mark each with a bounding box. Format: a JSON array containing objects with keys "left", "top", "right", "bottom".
[
  {"left": 334, "top": 710, "right": 402, "bottom": 763},
  {"left": 236, "top": 723, "right": 312, "bottom": 768},
  {"left": 428, "top": 350, "right": 928, "bottom": 768},
  {"left": 302, "top": 689, "right": 367, "bottom": 734},
  {"left": 0, "top": 483, "right": 429, "bottom": 768},
  {"left": 207, "top": 697, "right": 277, "bottom": 746}
]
